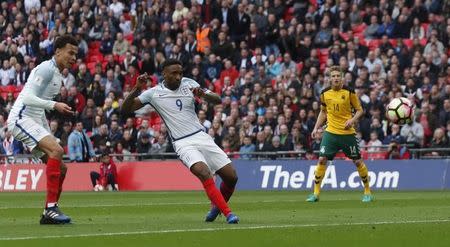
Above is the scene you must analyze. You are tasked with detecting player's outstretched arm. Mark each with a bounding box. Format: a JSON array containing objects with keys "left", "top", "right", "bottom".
[
  {"left": 191, "top": 88, "right": 222, "bottom": 105},
  {"left": 121, "top": 73, "right": 149, "bottom": 114}
]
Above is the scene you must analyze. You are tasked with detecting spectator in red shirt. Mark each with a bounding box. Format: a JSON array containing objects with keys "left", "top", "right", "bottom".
[
  {"left": 123, "top": 64, "right": 139, "bottom": 89},
  {"left": 90, "top": 151, "right": 118, "bottom": 191}
]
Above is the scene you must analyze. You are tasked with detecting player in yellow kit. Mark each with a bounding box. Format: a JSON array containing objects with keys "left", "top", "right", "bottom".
[{"left": 307, "top": 66, "right": 373, "bottom": 202}]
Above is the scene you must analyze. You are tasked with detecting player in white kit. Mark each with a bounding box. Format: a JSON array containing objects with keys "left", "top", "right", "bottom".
[
  {"left": 122, "top": 59, "right": 239, "bottom": 224},
  {"left": 7, "top": 35, "right": 78, "bottom": 224}
]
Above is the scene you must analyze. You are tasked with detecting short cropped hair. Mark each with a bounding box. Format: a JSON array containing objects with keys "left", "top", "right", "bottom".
[
  {"left": 162, "top": 59, "right": 182, "bottom": 70},
  {"left": 329, "top": 65, "right": 343, "bottom": 75},
  {"left": 54, "top": 35, "right": 78, "bottom": 50}
]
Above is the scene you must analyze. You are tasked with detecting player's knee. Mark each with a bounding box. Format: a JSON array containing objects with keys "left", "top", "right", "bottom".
[
  {"left": 229, "top": 169, "right": 238, "bottom": 187},
  {"left": 230, "top": 175, "right": 238, "bottom": 188},
  {"left": 354, "top": 159, "right": 363, "bottom": 167},
  {"left": 318, "top": 157, "right": 327, "bottom": 165},
  {"left": 191, "top": 163, "right": 212, "bottom": 181},
  {"left": 49, "top": 146, "right": 64, "bottom": 159}
]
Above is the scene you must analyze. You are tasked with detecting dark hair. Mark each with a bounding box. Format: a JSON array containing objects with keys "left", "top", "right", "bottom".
[
  {"left": 162, "top": 59, "right": 182, "bottom": 70},
  {"left": 54, "top": 34, "right": 78, "bottom": 50},
  {"left": 101, "top": 150, "right": 110, "bottom": 157}
]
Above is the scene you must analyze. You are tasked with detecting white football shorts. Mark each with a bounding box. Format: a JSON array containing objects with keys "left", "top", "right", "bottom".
[
  {"left": 173, "top": 131, "right": 231, "bottom": 174},
  {"left": 8, "top": 117, "right": 52, "bottom": 158}
]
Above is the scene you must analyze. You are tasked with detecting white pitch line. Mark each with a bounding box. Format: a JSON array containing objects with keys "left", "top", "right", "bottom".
[
  {"left": 0, "top": 199, "right": 304, "bottom": 210},
  {"left": 1, "top": 219, "right": 449, "bottom": 241}
]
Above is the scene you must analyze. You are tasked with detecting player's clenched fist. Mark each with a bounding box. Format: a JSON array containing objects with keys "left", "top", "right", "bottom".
[
  {"left": 191, "top": 87, "right": 206, "bottom": 97},
  {"left": 136, "top": 73, "right": 151, "bottom": 89}
]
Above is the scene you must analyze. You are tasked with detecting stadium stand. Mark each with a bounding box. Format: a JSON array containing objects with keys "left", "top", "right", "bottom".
[{"left": 0, "top": 0, "right": 448, "bottom": 162}]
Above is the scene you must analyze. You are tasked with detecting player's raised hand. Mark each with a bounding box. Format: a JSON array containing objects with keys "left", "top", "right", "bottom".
[
  {"left": 191, "top": 87, "right": 205, "bottom": 97},
  {"left": 136, "top": 73, "right": 151, "bottom": 89},
  {"left": 54, "top": 102, "right": 74, "bottom": 115}
]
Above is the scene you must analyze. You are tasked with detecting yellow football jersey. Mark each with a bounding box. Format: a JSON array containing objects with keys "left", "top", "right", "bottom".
[{"left": 320, "top": 86, "right": 362, "bottom": 135}]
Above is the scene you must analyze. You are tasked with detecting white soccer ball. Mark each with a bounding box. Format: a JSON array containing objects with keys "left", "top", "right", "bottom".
[
  {"left": 94, "top": 184, "right": 104, "bottom": 191},
  {"left": 385, "top": 97, "right": 414, "bottom": 125}
]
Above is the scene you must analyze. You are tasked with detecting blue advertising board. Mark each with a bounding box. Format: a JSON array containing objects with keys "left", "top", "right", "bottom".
[{"left": 224, "top": 160, "right": 450, "bottom": 191}]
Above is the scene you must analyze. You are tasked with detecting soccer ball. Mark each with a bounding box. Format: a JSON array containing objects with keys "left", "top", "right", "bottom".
[
  {"left": 94, "top": 184, "right": 104, "bottom": 191},
  {"left": 385, "top": 97, "right": 414, "bottom": 125}
]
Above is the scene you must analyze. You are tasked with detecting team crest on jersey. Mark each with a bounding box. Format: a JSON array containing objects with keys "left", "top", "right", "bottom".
[
  {"left": 181, "top": 86, "right": 190, "bottom": 96},
  {"left": 341, "top": 95, "right": 345, "bottom": 100},
  {"left": 320, "top": 146, "right": 325, "bottom": 154}
]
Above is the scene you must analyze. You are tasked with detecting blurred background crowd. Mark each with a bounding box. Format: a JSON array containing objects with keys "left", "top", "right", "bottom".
[{"left": 0, "top": 0, "right": 449, "bottom": 162}]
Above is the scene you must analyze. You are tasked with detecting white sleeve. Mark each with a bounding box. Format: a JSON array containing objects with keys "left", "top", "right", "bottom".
[
  {"left": 183, "top": 77, "right": 200, "bottom": 88},
  {"left": 137, "top": 88, "right": 155, "bottom": 105},
  {"left": 21, "top": 65, "right": 57, "bottom": 110}
]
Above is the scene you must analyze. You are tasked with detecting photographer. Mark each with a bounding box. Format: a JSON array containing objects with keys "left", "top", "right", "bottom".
[{"left": 386, "top": 140, "right": 410, "bottom": 160}]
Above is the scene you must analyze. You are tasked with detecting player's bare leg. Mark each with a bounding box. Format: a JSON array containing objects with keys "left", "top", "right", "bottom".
[
  {"left": 190, "top": 162, "right": 239, "bottom": 223},
  {"left": 354, "top": 159, "right": 373, "bottom": 202},
  {"left": 38, "top": 136, "right": 71, "bottom": 224},
  {"left": 306, "top": 157, "right": 328, "bottom": 202},
  {"left": 205, "top": 163, "right": 238, "bottom": 222}
]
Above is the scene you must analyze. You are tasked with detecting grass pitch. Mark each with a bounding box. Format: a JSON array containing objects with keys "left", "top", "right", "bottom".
[{"left": 1, "top": 191, "right": 450, "bottom": 247}]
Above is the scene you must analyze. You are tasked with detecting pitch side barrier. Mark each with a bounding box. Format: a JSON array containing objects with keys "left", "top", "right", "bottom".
[{"left": 1, "top": 160, "right": 450, "bottom": 192}]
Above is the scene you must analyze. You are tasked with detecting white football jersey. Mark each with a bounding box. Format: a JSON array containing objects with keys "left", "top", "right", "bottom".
[
  {"left": 8, "top": 58, "right": 62, "bottom": 124},
  {"left": 138, "top": 77, "right": 204, "bottom": 141}
]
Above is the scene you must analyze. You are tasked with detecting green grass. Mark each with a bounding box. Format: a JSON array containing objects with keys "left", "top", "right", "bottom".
[{"left": 1, "top": 191, "right": 450, "bottom": 247}]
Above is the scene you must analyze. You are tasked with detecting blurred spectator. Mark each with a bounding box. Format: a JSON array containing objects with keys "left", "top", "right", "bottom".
[
  {"left": 386, "top": 140, "right": 410, "bottom": 160},
  {"left": 427, "top": 128, "right": 448, "bottom": 156},
  {"left": 401, "top": 115, "right": 425, "bottom": 148},
  {"left": 112, "top": 142, "right": 132, "bottom": 162},
  {"left": 68, "top": 121, "right": 95, "bottom": 162},
  {"left": 92, "top": 124, "right": 110, "bottom": 152},
  {"left": 112, "top": 32, "right": 129, "bottom": 56},
  {"left": 365, "top": 15, "right": 380, "bottom": 40},
  {"left": 149, "top": 135, "right": 169, "bottom": 158},
  {"left": 439, "top": 99, "right": 450, "bottom": 127},
  {"left": 136, "top": 132, "right": 151, "bottom": 160},
  {"left": 108, "top": 120, "right": 123, "bottom": 145},
  {"left": 367, "top": 131, "right": 383, "bottom": 152},
  {"left": 384, "top": 124, "right": 406, "bottom": 145},
  {"left": 239, "top": 135, "right": 255, "bottom": 159},
  {"left": 268, "top": 135, "right": 286, "bottom": 160}
]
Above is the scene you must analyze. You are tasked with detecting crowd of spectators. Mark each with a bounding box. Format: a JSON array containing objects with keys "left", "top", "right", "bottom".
[{"left": 0, "top": 0, "right": 449, "bottom": 162}]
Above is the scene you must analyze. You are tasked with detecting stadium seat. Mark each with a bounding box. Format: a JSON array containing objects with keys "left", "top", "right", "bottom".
[
  {"left": 389, "top": 39, "right": 397, "bottom": 47},
  {"left": 318, "top": 48, "right": 329, "bottom": 66},
  {"left": 367, "top": 151, "right": 388, "bottom": 160},
  {"left": 368, "top": 39, "right": 381, "bottom": 51},
  {"left": 87, "top": 54, "right": 104, "bottom": 64},
  {"left": 420, "top": 38, "right": 427, "bottom": 46},
  {"left": 87, "top": 62, "right": 97, "bottom": 74},
  {"left": 403, "top": 39, "right": 413, "bottom": 48},
  {"left": 352, "top": 23, "right": 366, "bottom": 35}
]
